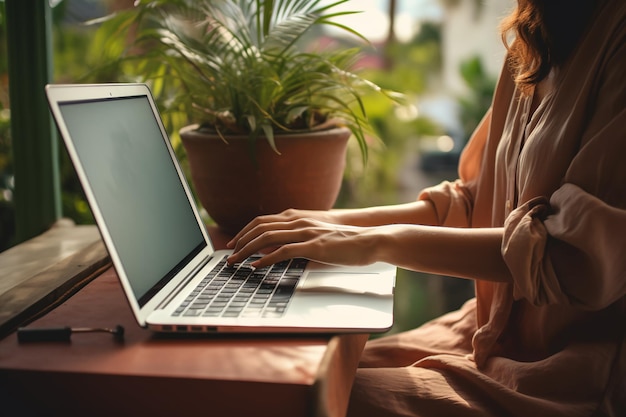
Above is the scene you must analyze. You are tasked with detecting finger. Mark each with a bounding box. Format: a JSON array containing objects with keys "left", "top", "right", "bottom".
[
  {"left": 249, "top": 242, "right": 311, "bottom": 269},
  {"left": 226, "top": 209, "right": 309, "bottom": 248},
  {"left": 229, "top": 219, "right": 323, "bottom": 265},
  {"left": 226, "top": 216, "right": 266, "bottom": 248},
  {"left": 231, "top": 220, "right": 292, "bottom": 253},
  {"left": 227, "top": 227, "right": 297, "bottom": 265},
  {"left": 231, "top": 217, "right": 319, "bottom": 258},
  {"left": 226, "top": 213, "right": 283, "bottom": 248},
  {"left": 249, "top": 247, "right": 294, "bottom": 269}
]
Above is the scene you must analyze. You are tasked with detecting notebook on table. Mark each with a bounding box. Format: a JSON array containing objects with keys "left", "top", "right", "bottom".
[{"left": 45, "top": 83, "right": 395, "bottom": 334}]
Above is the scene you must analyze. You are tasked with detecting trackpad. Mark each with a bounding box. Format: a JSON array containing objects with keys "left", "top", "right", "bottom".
[{"left": 300, "top": 272, "right": 391, "bottom": 296}]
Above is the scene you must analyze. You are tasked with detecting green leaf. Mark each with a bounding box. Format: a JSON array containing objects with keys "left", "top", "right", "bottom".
[{"left": 89, "top": 0, "right": 406, "bottom": 162}]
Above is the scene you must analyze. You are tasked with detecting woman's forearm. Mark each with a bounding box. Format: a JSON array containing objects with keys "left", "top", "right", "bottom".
[
  {"left": 331, "top": 200, "right": 440, "bottom": 227},
  {"left": 372, "top": 224, "right": 512, "bottom": 283}
]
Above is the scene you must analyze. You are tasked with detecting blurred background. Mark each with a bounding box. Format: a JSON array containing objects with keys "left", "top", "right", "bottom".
[{"left": 0, "top": 0, "right": 511, "bottom": 335}]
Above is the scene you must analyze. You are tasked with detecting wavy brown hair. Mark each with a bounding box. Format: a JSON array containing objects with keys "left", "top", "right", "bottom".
[{"left": 500, "top": 0, "right": 596, "bottom": 94}]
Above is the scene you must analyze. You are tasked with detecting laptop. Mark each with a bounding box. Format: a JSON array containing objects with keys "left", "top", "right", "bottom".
[{"left": 45, "top": 83, "right": 396, "bottom": 334}]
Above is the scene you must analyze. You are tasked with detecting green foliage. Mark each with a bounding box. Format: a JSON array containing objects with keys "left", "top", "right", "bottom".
[
  {"left": 338, "top": 24, "right": 445, "bottom": 207},
  {"left": 457, "top": 55, "right": 496, "bottom": 143},
  {"left": 89, "top": 0, "right": 405, "bottom": 163}
]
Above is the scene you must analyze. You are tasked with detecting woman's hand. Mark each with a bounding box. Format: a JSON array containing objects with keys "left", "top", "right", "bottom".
[
  {"left": 226, "top": 216, "right": 379, "bottom": 269},
  {"left": 228, "top": 209, "right": 344, "bottom": 247}
]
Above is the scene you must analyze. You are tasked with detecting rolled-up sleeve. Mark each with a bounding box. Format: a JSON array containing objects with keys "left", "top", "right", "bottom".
[
  {"left": 418, "top": 180, "right": 475, "bottom": 228},
  {"left": 504, "top": 183, "right": 626, "bottom": 310},
  {"left": 502, "top": 197, "right": 568, "bottom": 306},
  {"left": 546, "top": 184, "right": 626, "bottom": 309}
]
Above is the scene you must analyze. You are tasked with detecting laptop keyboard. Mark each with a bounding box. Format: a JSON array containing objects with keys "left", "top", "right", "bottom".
[{"left": 173, "top": 256, "right": 308, "bottom": 319}]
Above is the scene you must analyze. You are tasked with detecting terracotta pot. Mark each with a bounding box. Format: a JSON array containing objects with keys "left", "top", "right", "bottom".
[{"left": 180, "top": 125, "right": 351, "bottom": 234}]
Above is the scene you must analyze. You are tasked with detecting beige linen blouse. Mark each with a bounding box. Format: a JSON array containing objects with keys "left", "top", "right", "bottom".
[{"left": 347, "top": 1, "right": 625, "bottom": 416}]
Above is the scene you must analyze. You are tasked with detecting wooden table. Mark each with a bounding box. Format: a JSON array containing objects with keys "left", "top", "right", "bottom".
[{"left": 0, "top": 227, "right": 368, "bottom": 417}]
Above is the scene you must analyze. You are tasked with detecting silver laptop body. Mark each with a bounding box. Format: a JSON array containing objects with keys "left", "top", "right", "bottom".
[{"left": 46, "top": 83, "right": 395, "bottom": 334}]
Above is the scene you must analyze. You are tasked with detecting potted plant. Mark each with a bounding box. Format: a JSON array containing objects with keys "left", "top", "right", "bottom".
[{"left": 92, "top": 0, "right": 403, "bottom": 233}]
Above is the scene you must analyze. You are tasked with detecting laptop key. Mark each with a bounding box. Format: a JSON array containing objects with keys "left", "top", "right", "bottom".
[
  {"left": 176, "top": 255, "right": 306, "bottom": 319},
  {"left": 183, "top": 309, "right": 203, "bottom": 317}
]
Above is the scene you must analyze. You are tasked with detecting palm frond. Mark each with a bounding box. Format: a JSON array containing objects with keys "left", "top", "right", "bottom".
[{"left": 90, "top": 0, "right": 405, "bottom": 163}]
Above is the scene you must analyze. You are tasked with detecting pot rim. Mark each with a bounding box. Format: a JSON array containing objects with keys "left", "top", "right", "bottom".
[{"left": 179, "top": 124, "right": 351, "bottom": 141}]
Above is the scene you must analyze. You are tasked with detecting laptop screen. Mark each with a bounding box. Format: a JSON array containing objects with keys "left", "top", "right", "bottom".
[{"left": 59, "top": 95, "right": 206, "bottom": 306}]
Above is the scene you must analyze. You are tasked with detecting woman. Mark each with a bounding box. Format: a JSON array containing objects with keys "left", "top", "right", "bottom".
[{"left": 227, "top": 0, "right": 626, "bottom": 415}]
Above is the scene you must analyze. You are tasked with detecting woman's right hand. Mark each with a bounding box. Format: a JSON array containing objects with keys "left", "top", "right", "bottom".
[
  {"left": 227, "top": 208, "right": 341, "bottom": 249},
  {"left": 226, "top": 216, "right": 379, "bottom": 269}
]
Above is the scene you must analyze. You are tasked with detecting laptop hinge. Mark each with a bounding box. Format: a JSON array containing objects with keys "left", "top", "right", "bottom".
[{"left": 156, "top": 255, "right": 212, "bottom": 310}]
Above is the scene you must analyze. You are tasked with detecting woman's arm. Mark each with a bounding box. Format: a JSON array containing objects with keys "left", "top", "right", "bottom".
[
  {"left": 227, "top": 219, "right": 512, "bottom": 284},
  {"left": 326, "top": 200, "right": 441, "bottom": 227},
  {"left": 378, "top": 224, "right": 510, "bottom": 283},
  {"left": 228, "top": 200, "right": 440, "bottom": 236}
]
